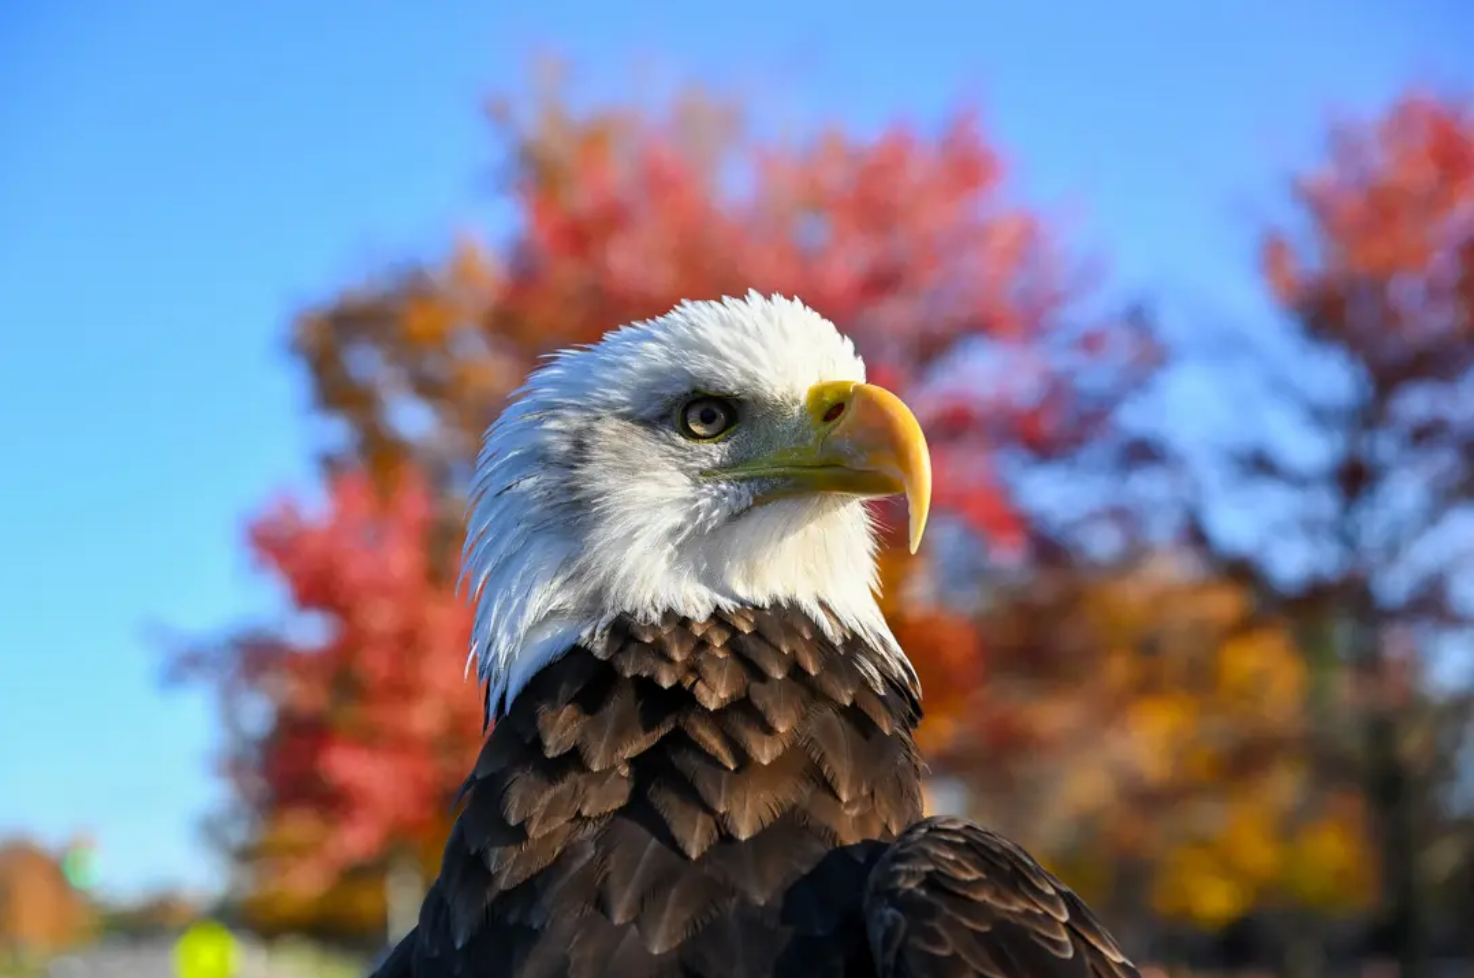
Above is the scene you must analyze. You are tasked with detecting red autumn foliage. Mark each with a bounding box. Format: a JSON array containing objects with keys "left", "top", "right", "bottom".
[
  {"left": 174, "top": 469, "right": 479, "bottom": 887},
  {"left": 1264, "top": 93, "right": 1474, "bottom": 371}
]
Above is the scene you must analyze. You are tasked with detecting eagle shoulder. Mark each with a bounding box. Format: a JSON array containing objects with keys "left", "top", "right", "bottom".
[{"left": 863, "top": 816, "right": 1140, "bottom": 978}]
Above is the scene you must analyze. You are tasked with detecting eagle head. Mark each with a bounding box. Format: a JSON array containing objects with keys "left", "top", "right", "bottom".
[{"left": 465, "top": 292, "right": 931, "bottom": 715}]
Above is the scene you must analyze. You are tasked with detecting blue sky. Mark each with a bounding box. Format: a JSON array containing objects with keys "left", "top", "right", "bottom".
[{"left": 0, "top": 0, "right": 1470, "bottom": 900}]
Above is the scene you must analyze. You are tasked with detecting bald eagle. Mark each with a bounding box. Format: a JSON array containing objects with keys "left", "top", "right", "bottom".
[{"left": 374, "top": 293, "right": 1139, "bottom": 978}]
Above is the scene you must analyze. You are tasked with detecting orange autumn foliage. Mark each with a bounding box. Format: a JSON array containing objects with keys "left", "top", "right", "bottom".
[{"left": 0, "top": 840, "right": 95, "bottom": 958}]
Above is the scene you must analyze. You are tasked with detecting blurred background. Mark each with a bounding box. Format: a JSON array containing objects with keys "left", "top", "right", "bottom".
[{"left": 4, "top": 1, "right": 1474, "bottom": 975}]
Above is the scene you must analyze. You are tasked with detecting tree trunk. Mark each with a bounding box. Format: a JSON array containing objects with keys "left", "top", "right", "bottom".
[
  {"left": 1345, "top": 605, "right": 1426, "bottom": 978},
  {"left": 1367, "top": 706, "right": 1426, "bottom": 978},
  {"left": 1283, "top": 914, "right": 1325, "bottom": 978}
]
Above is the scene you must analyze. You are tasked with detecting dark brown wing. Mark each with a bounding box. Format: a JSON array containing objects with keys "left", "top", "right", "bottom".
[
  {"left": 370, "top": 928, "right": 417, "bottom": 978},
  {"left": 863, "top": 816, "right": 1140, "bottom": 978}
]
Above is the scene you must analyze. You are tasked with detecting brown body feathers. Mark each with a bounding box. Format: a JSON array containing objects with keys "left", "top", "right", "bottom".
[{"left": 374, "top": 607, "right": 1140, "bottom": 978}]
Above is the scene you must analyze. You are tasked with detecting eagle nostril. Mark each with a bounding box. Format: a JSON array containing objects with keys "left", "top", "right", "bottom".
[{"left": 822, "top": 401, "right": 846, "bottom": 424}]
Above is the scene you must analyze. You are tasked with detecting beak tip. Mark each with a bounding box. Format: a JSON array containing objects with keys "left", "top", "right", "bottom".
[{"left": 906, "top": 510, "right": 927, "bottom": 555}]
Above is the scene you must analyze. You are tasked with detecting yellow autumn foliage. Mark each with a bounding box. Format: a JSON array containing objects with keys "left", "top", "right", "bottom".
[
  {"left": 237, "top": 812, "right": 450, "bottom": 940},
  {"left": 981, "top": 551, "right": 1377, "bottom": 928}
]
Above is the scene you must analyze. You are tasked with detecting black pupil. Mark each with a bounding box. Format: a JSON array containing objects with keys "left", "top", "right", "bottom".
[{"left": 690, "top": 400, "right": 726, "bottom": 434}]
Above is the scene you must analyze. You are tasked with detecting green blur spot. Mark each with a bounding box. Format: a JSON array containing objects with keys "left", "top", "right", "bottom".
[{"left": 61, "top": 845, "right": 97, "bottom": 890}]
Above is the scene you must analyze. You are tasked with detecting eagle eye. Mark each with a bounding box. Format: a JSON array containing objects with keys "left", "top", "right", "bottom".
[{"left": 678, "top": 395, "right": 738, "bottom": 441}]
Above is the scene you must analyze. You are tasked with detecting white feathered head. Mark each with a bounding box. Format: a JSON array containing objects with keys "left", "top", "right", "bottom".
[{"left": 464, "top": 292, "right": 931, "bottom": 714}]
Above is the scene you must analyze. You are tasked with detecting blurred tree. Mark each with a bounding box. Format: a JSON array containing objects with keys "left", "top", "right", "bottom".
[
  {"left": 960, "top": 550, "right": 1376, "bottom": 955},
  {"left": 171, "top": 469, "right": 478, "bottom": 942},
  {"left": 0, "top": 838, "right": 97, "bottom": 962},
  {"left": 1187, "top": 91, "right": 1474, "bottom": 977},
  {"left": 231, "top": 809, "right": 447, "bottom": 942},
  {"left": 102, "top": 891, "right": 203, "bottom": 937},
  {"left": 290, "top": 69, "right": 1160, "bottom": 753}
]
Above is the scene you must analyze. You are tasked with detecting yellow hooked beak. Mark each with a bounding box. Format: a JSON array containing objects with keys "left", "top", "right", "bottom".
[{"left": 707, "top": 380, "right": 932, "bottom": 553}]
